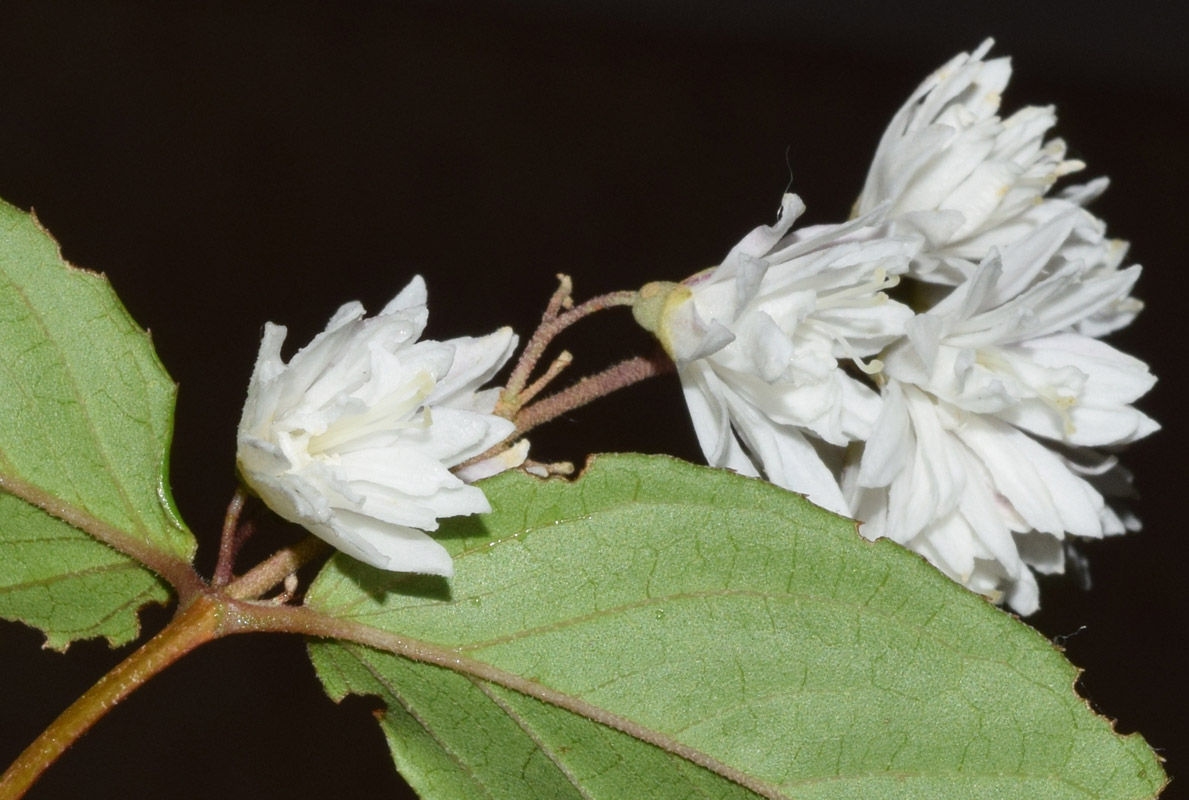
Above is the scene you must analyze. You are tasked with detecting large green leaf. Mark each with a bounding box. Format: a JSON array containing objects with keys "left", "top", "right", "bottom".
[
  {"left": 0, "top": 199, "right": 195, "bottom": 649},
  {"left": 305, "top": 454, "right": 1164, "bottom": 800}
]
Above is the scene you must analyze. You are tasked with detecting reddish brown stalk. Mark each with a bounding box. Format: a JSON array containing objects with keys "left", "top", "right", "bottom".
[
  {"left": 499, "top": 279, "right": 638, "bottom": 416},
  {"left": 542, "top": 273, "right": 574, "bottom": 319},
  {"left": 513, "top": 352, "right": 675, "bottom": 437},
  {"left": 0, "top": 596, "right": 223, "bottom": 800},
  {"left": 211, "top": 488, "right": 248, "bottom": 587},
  {"left": 224, "top": 535, "right": 332, "bottom": 601},
  {"left": 0, "top": 532, "right": 335, "bottom": 799},
  {"left": 517, "top": 350, "right": 573, "bottom": 407}
]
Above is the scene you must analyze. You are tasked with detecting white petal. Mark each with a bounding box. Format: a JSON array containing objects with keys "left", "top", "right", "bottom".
[
  {"left": 381, "top": 275, "right": 428, "bottom": 315},
  {"left": 719, "top": 193, "right": 806, "bottom": 272},
  {"left": 856, "top": 382, "right": 911, "bottom": 488},
  {"left": 1014, "top": 532, "right": 1065, "bottom": 575},
  {"left": 237, "top": 284, "right": 518, "bottom": 576},
  {"left": 326, "top": 510, "right": 455, "bottom": 576},
  {"left": 1001, "top": 334, "right": 1157, "bottom": 445},
  {"left": 431, "top": 327, "right": 518, "bottom": 404},
  {"left": 1003, "top": 567, "right": 1040, "bottom": 615},
  {"left": 959, "top": 417, "right": 1105, "bottom": 537},
  {"left": 726, "top": 395, "right": 849, "bottom": 515}
]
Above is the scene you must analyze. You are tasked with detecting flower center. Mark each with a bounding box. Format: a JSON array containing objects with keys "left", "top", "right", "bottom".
[{"left": 307, "top": 371, "right": 436, "bottom": 455}]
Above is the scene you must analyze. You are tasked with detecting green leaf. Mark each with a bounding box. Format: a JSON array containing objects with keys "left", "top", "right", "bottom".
[
  {"left": 306, "top": 454, "right": 1165, "bottom": 800},
  {"left": 310, "top": 643, "right": 758, "bottom": 800},
  {"left": 0, "top": 199, "right": 196, "bottom": 649}
]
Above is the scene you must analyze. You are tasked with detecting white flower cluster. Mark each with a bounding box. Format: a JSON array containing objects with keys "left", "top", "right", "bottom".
[
  {"left": 237, "top": 277, "right": 524, "bottom": 577},
  {"left": 636, "top": 41, "right": 1155, "bottom": 613}
]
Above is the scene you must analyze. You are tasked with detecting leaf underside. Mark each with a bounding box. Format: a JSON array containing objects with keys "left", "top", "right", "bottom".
[
  {"left": 0, "top": 200, "right": 194, "bottom": 648},
  {"left": 306, "top": 454, "right": 1164, "bottom": 800},
  {"left": 311, "top": 643, "right": 758, "bottom": 800}
]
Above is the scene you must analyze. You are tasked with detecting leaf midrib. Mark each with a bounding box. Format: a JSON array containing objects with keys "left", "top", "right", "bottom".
[
  {"left": 0, "top": 470, "right": 200, "bottom": 594},
  {"left": 325, "top": 633, "right": 1112, "bottom": 800},
  {"left": 318, "top": 503, "right": 1066, "bottom": 702}
]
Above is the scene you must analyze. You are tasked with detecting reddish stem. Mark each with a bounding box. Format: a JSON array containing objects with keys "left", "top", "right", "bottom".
[
  {"left": 513, "top": 351, "right": 675, "bottom": 436},
  {"left": 500, "top": 286, "right": 638, "bottom": 414},
  {"left": 0, "top": 531, "right": 336, "bottom": 799},
  {"left": 212, "top": 488, "right": 248, "bottom": 587},
  {"left": 0, "top": 596, "right": 222, "bottom": 800},
  {"left": 224, "top": 535, "right": 332, "bottom": 601}
]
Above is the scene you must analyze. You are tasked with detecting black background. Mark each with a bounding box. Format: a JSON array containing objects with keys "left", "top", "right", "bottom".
[{"left": 0, "top": 3, "right": 1185, "bottom": 798}]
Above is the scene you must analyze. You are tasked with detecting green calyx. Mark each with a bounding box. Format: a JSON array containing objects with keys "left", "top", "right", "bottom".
[{"left": 631, "top": 281, "right": 691, "bottom": 357}]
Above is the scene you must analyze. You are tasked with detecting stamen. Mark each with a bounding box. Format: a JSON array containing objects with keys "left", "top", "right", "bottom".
[
  {"left": 801, "top": 317, "right": 885, "bottom": 375},
  {"left": 816, "top": 268, "right": 900, "bottom": 311}
]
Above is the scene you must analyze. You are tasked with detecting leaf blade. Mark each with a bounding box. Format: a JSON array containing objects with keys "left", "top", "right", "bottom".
[
  {"left": 310, "top": 640, "right": 761, "bottom": 800},
  {"left": 306, "top": 454, "right": 1164, "bottom": 799},
  {"left": 0, "top": 200, "right": 195, "bottom": 647},
  {"left": 0, "top": 495, "right": 169, "bottom": 649}
]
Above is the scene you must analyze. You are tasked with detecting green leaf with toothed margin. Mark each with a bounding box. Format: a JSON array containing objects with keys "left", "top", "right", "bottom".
[
  {"left": 0, "top": 198, "right": 195, "bottom": 650},
  {"left": 305, "top": 454, "right": 1165, "bottom": 800}
]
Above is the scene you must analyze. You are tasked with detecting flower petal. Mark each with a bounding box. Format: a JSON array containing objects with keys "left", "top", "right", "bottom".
[{"left": 237, "top": 279, "right": 521, "bottom": 576}]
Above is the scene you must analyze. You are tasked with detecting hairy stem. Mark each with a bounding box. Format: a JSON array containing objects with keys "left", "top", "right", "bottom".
[
  {"left": 212, "top": 488, "right": 248, "bottom": 587},
  {"left": 499, "top": 285, "right": 638, "bottom": 415},
  {"left": 513, "top": 351, "right": 675, "bottom": 436},
  {"left": 517, "top": 350, "right": 572, "bottom": 407},
  {"left": 224, "top": 535, "right": 331, "bottom": 601},
  {"left": 0, "top": 595, "right": 222, "bottom": 800},
  {"left": 459, "top": 350, "right": 674, "bottom": 473},
  {"left": 0, "top": 528, "right": 336, "bottom": 797}
]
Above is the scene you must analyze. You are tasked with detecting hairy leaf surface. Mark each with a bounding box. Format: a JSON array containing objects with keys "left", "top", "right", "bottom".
[
  {"left": 0, "top": 200, "right": 194, "bottom": 648},
  {"left": 307, "top": 454, "right": 1164, "bottom": 799}
]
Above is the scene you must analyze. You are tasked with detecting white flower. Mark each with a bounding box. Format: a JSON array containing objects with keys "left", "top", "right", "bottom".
[
  {"left": 237, "top": 276, "right": 521, "bottom": 577},
  {"left": 1053, "top": 185, "right": 1144, "bottom": 337},
  {"left": 635, "top": 194, "right": 919, "bottom": 514},
  {"left": 844, "top": 215, "right": 1156, "bottom": 613},
  {"left": 855, "top": 39, "right": 1089, "bottom": 284}
]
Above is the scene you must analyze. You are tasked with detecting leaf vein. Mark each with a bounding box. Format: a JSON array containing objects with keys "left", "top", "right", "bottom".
[
  {"left": 0, "top": 558, "right": 146, "bottom": 595},
  {"left": 0, "top": 263, "right": 155, "bottom": 541},
  {"left": 346, "top": 646, "right": 501, "bottom": 800},
  {"left": 470, "top": 678, "right": 595, "bottom": 800}
]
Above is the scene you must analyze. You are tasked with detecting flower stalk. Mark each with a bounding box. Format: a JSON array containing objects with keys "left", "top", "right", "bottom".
[
  {"left": 512, "top": 351, "right": 675, "bottom": 437},
  {"left": 224, "top": 535, "right": 332, "bottom": 601},
  {"left": 212, "top": 487, "right": 248, "bottom": 587},
  {"left": 0, "top": 273, "right": 668, "bottom": 799},
  {"left": 497, "top": 276, "right": 638, "bottom": 417}
]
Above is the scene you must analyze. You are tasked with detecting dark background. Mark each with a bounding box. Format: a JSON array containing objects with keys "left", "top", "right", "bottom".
[{"left": 0, "top": 3, "right": 1185, "bottom": 798}]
